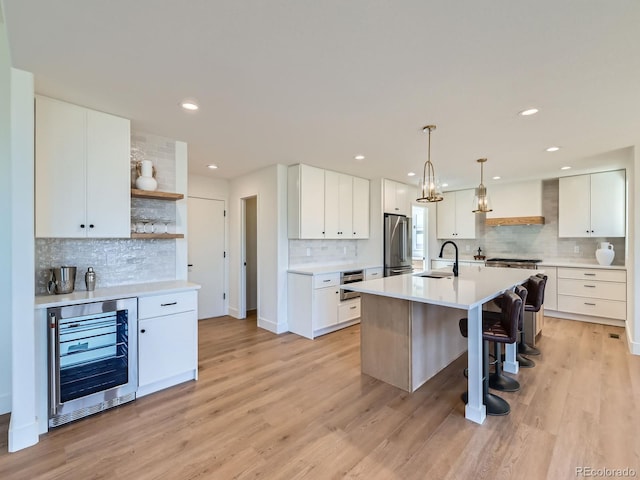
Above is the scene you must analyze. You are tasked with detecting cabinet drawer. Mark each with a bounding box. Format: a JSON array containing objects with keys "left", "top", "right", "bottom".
[
  {"left": 338, "top": 299, "right": 361, "bottom": 322},
  {"left": 138, "top": 290, "right": 197, "bottom": 319},
  {"left": 557, "top": 267, "right": 625, "bottom": 282},
  {"left": 365, "top": 267, "right": 383, "bottom": 280},
  {"left": 313, "top": 273, "right": 340, "bottom": 289},
  {"left": 557, "top": 295, "right": 626, "bottom": 320},
  {"left": 557, "top": 279, "right": 625, "bottom": 301}
]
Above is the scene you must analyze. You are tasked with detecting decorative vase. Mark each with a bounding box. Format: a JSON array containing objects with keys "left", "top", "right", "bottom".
[
  {"left": 135, "top": 160, "right": 158, "bottom": 191},
  {"left": 595, "top": 242, "right": 614, "bottom": 266}
]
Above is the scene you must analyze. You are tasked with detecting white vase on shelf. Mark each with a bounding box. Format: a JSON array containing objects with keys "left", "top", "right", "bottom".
[
  {"left": 595, "top": 242, "right": 614, "bottom": 266},
  {"left": 135, "top": 160, "right": 158, "bottom": 191}
]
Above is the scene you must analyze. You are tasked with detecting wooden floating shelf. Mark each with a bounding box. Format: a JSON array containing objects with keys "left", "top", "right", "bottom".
[
  {"left": 131, "top": 189, "right": 184, "bottom": 200},
  {"left": 485, "top": 216, "right": 545, "bottom": 227},
  {"left": 131, "top": 233, "right": 184, "bottom": 239}
]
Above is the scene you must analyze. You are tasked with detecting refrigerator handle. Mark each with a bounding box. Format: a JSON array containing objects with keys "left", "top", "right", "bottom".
[{"left": 401, "top": 220, "right": 407, "bottom": 261}]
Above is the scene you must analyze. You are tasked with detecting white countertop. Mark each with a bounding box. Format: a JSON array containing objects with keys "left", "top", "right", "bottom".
[
  {"left": 538, "top": 259, "right": 626, "bottom": 270},
  {"left": 288, "top": 263, "right": 382, "bottom": 275},
  {"left": 35, "top": 280, "right": 201, "bottom": 309},
  {"left": 341, "top": 265, "right": 537, "bottom": 310}
]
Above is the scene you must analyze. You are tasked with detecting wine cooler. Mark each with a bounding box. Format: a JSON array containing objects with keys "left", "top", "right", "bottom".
[{"left": 48, "top": 298, "right": 137, "bottom": 428}]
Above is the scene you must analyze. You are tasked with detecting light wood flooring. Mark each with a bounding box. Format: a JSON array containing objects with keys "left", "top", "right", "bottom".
[{"left": 1, "top": 315, "right": 639, "bottom": 479}]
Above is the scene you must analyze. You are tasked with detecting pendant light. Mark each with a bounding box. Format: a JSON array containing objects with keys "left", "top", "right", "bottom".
[
  {"left": 416, "top": 125, "right": 443, "bottom": 203},
  {"left": 472, "top": 158, "right": 492, "bottom": 213}
]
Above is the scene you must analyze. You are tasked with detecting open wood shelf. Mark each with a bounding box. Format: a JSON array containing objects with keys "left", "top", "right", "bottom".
[
  {"left": 131, "top": 233, "right": 184, "bottom": 239},
  {"left": 131, "top": 189, "right": 184, "bottom": 200}
]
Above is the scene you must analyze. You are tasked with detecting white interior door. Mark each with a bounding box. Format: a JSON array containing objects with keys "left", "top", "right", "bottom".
[{"left": 188, "top": 197, "right": 225, "bottom": 319}]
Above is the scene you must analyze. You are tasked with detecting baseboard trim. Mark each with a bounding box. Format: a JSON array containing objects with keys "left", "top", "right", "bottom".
[
  {"left": 626, "top": 328, "right": 640, "bottom": 355},
  {"left": 8, "top": 415, "right": 40, "bottom": 452},
  {"left": 228, "top": 306, "right": 240, "bottom": 319},
  {"left": 257, "top": 316, "right": 288, "bottom": 334}
]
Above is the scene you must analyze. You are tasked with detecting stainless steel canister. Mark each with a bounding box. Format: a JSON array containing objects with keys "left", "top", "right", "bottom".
[
  {"left": 47, "top": 266, "right": 77, "bottom": 294},
  {"left": 85, "top": 267, "right": 96, "bottom": 291}
]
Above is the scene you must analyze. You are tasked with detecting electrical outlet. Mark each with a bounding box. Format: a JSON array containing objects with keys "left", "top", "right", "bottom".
[
  {"left": 306, "top": 247, "right": 311, "bottom": 256},
  {"left": 466, "top": 245, "right": 471, "bottom": 252},
  {"left": 574, "top": 245, "right": 580, "bottom": 253},
  {"left": 343, "top": 246, "right": 347, "bottom": 255}
]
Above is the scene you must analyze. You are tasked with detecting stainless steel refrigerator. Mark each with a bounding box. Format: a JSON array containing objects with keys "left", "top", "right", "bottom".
[{"left": 384, "top": 213, "right": 413, "bottom": 276}]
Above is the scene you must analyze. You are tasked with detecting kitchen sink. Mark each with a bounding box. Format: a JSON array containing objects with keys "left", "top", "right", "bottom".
[{"left": 414, "top": 271, "right": 454, "bottom": 279}]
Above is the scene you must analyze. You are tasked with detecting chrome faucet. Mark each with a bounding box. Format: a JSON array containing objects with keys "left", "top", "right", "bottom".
[{"left": 439, "top": 241, "right": 459, "bottom": 277}]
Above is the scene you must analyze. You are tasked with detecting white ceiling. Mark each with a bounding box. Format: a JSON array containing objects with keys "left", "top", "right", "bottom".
[{"left": 3, "top": 1, "right": 640, "bottom": 190}]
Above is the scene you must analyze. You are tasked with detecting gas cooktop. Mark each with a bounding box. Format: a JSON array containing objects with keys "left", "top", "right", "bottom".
[{"left": 485, "top": 258, "right": 542, "bottom": 268}]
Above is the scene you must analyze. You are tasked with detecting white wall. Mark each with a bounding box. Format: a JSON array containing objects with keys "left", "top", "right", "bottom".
[
  {"left": 9, "top": 68, "right": 37, "bottom": 451},
  {"left": 228, "top": 164, "right": 288, "bottom": 333},
  {"left": 188, "top": 174, "right": 229, "bottom": 200},
  {"left": 0, "top": 10, "right": 12, "bottom": 417},
  {"left": 629, "top": 146, "right": 639, "bottom": 354}
]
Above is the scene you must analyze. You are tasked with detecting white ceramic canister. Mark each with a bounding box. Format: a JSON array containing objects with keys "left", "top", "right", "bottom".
[{"left": 595, "top": 242, "right": 615, "bottom": 266}]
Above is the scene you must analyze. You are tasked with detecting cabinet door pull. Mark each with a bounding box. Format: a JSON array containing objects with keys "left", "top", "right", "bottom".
[
  {"left": 583, "top": 273, "right": 596, "bottom": 276},
  {"left": 89, "top": 224, "right": 94, "bottom": 228},
  {"left": 350, "top": 306, "right": 357, "bottom": 310},
  {"left": 323, "top": 279, "right": 331, "bottom": 283},
  {"left": 584, "top": 302, "right": 596, "bottom": 306},
  {"left": 583, "top": 285, "right": 596, "bottom": 288},
  {"left": 80, "top": 224, "right": 85, "bottom": 228},
  {"left": 161, "top": 302, "right": 178, "bottom": 307},
  {"left": 140, "top": 329, "right": 146, "bottom": 333}
]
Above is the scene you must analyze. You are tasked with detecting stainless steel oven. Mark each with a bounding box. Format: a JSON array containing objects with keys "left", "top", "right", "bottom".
[
  {"left": 340, "top": 270, "right": 364, "bottom": 301},
  {"left": 47, "top": 298, "right": 137, "bottom": 428}
]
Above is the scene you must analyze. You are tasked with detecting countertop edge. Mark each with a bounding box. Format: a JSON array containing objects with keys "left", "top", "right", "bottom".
[
  {"left": 287, "top": 263, "right": 383, "bottom": 275},
  {"left": 35, "top": 280, "right": 201, "bottom": 309}
]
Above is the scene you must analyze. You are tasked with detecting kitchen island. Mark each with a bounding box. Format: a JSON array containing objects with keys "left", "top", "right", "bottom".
[{"left": 342, "top": 265, "right": 537, "bottom": 425}]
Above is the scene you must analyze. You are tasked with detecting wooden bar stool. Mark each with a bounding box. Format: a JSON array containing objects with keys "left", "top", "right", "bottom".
[{"left": 459, "top": 290, "right": 522, "bottom": 416}]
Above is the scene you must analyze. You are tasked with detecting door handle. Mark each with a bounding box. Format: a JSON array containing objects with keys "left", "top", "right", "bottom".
[{"left": 188, "top": 264, "right": 194, "bottom": 267}]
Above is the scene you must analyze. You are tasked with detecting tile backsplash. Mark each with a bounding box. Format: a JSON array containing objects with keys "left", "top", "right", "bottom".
[
  {"left": 35, "top": 238, "right": 176, "bottom": 294},
  {"left": 289, "top": 239, "right": 359, "bottom": 267},
  {"left": 438, "top": 178, "right": 626, "bottom": 264},
  {"left": 36, "top": 131, "right": 180, "bottom": 294}
]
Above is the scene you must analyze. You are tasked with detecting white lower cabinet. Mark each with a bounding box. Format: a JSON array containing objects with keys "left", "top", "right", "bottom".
[
  {"left": 365, "top": 267, "right": 383, "bottom": 280},
  {"left": 137, "top": 290, "right": 198, "bottom": 396},
  {"left": 288, "top": 272, "right": 361, "bottom": 339},
  {"left": 555, "top": 267, "right": 626, "bottom": 322}
]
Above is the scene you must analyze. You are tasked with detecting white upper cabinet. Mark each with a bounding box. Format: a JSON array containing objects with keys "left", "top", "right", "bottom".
[
  {"left": 288, "top": 164, "right": 326, "bottom": 239},
  {"left": 288, "top": 164, "right": 369, "bottom": 239},
  {"left": 35, "top": 96, "right": 131, "bottom": 238},
  {"left": 352, "top": 176, "right": 370, "bottom": 239},
  {"left": 558, "top": 170, "right": 625, "bottom": 238},
  {"left": 436, "top": 189, "right": 476, "bottom": 239},
  {"left": 324, "top": 170, "right": 353, "bottom": 238},
  {"left": 383, "top": 179, "right": 414, "bottom": 216}
]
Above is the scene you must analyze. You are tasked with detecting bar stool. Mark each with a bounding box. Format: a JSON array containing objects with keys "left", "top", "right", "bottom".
[
  {"left": 519, "top": 274, "right": 547, "bottom": 357},
  {"left": 459, "top": 290, "right": 522, "bottom": 416},
  {"left": 486, "top": 285, "right": 527, "bottom": 392}
]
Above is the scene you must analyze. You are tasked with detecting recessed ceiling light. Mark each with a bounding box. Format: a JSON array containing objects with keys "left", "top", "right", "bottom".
[
  {"left": 441, "top": 183, "right": 449, "bottom": 188},
  {"left": 546, "top": 146, "right": 560, "bottom": 152},
  {"left": 407, "top": 172, "right": 416, "bottom": 177},
  {"left": 519, "top": 108, "right": 539, "bottom": 116},
  {"left": 181, "top": 101, "right": 199, "bottom": 111},
  {"left": 492, "top": 176, "right": 501, "bottom": 180},
  {"left": 207, "top": 164, "right": 218, "bottom": 169},
  {"left": 354, "top": 155, "right": 365, "bottom": 160},
  {"left": 561, "top": 166, "right": 571, "bottom": 170}
]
